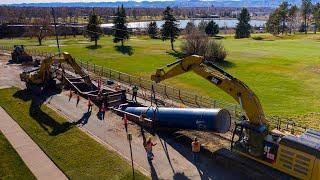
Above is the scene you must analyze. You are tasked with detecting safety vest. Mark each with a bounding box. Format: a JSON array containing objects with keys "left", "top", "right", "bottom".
[
  {"left": 100, "top": 104, "right": 106, "bottom": 112},
  {"left": 123, "top": 115, "right": 128, "bottom": 125},
  {"left": 146, "top": 142, "right": 153, "bottom": 151},
  {"left": 133, "top": 86, "right": 138, "bottom": 93},
  {"left": 192, "top": 142, "right": 200, "bottom": 152}
]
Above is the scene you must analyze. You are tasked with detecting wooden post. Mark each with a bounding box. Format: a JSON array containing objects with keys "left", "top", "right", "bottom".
[
  {"left": 129, "top": 75, "right": 131, "bottom": 85},
  {"left": 87, "top": 61, "right": 89, "bottom": 71},
  {"left": 195, "top": 95, "right": 198, "bottom": 105},
  {"left": 164, "top": 85, "right": 168, "bottom": 98},
  {"left": 234, "top": 105, "right": 237, "bottom": 117}
]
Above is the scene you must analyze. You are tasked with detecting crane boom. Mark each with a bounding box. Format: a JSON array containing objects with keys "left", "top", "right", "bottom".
[{"left": 151, "top": 55, "right": 267, "bottom": 125}]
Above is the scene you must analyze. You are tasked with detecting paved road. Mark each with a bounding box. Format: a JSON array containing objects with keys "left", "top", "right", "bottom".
[
  {"left": 0, "top": 53, "right": 246, "bottom": 179},
  {"left": 45, "top": 91, "right": 246, "bottom": 180},
  {"left": 0, "top": 107, "right": 68, "bottom": 180}
]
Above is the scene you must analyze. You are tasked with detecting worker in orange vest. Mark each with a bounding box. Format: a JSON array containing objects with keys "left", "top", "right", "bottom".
[
  {"left": 192, "top": 137, "right": 201, "bottom": 163},
  {"left": 68, "top": 89, "right": 73, "bottom": 102},
  {"left": 100, "top": 103, "right": 106, "bottom": 120},
  {"left": 123, "top": 114, "right": 128, "bottom": 132},
  {"left": 87, "top": 97, "right": 93, "bottom": 112},
  {"left": 145, "top": 136, "right": 157, "bottom": 161}
]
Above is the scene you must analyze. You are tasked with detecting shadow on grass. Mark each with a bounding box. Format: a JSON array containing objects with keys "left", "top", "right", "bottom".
[
  {"left": 214, "top": 60, "right": 236, "bottom": 69},
  {"left": 166, "top": 51, "right": 184, "bottom": 59},
  {"left": 114, "top": 45, "right": 134, "bottom": 56},
  {"left": 86, "top": 45, "right": 102, "bottom": 49},
  {"left": 213, "top": 35, "right": 225, "bottom": 40},
  {"left": 13, "top": 89, "right": 75, "bottom": 136}
]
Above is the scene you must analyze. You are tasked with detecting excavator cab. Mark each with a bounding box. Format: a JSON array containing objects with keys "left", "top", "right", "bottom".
[
  {"left": 231, "top": 121, "right": 276, "bottom": 160},
  {"left": 11, "top": 45, "right": 33, "bottom": 63}
]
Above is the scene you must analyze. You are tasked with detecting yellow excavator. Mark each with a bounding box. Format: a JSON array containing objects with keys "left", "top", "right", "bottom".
[
  {"left": 20, "top": 52, "right": 91, "bottom": 93},
  {"left": 151, "top": 55, "right": 320, "bottom": 179},
  {"left": 11, "top": 45, "right": 33, "bottom": 63}
]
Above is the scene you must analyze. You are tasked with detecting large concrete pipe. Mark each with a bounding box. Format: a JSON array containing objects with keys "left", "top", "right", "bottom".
[{"left": 122, "top": 107, "right": 231, "bottom": 133}]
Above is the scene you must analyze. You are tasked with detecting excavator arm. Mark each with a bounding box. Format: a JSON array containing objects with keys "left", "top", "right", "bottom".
[
  {"left": 36, "top": 52, "right": 91, "bottom": 85},
  {"left": 59, "top": 52, "right": 91, "bottom": 85},
  {"left": 21, "top": 52, "right": 91, "bottom": 88},
  {"left": 151, "top": 55, "right": 267, "bottom": 125}
]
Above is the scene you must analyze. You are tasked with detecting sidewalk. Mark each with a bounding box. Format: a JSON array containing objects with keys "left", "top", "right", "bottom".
[
  {"left": 45, "top": 91, "right": 246, "bottom": 180},
  {"left": 0, "top": 107, "right": 68, "bottom": 180}
]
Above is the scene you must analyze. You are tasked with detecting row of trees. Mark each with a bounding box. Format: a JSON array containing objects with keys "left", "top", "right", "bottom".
[
  {"left": 147, "top": 19, "right": 219, "bottom": 40},
  {"left": 86, "top": 6, "right": 252, "bottom": 49},
  {"left": 266, "top": 0, "right": 320, "bottom": 35},
  {"left": 87, "top": 6, "right": 181, "bottom": 50}
]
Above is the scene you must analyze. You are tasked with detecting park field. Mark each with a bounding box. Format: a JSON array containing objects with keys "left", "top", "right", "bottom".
[
  {"left": 0, "top": 87, "right": 148, "bottom": 179},
  {"left": 0, "top": 132, "right": 35, "bottom": 179},
  {"left": 1, "top": 33, "right": 320, "bottom": 128}
]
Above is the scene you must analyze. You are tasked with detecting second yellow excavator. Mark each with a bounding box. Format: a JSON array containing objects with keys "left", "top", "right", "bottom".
[
  {"left": 20, "top": 52, "right": 91, "bottom": 93},
  {"left": 151, "top": 55, "right": 320, "bottom": 179}
]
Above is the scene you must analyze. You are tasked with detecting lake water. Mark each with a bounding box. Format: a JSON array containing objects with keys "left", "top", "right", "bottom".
[{"left": 101, "top": 19, "right": 266, "bottom": 29}]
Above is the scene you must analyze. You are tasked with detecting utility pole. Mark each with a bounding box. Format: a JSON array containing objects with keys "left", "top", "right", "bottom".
[
  {"left": 51, "top": 8, "right": 61, "bottom": 56},
  {"left": 127, "top": 133, "right": 135, "bottom": 180}
]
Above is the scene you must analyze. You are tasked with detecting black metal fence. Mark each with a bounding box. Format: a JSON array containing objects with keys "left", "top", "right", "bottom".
[{"left": 0, "top": 45, "right": 309, "bottom": 133}]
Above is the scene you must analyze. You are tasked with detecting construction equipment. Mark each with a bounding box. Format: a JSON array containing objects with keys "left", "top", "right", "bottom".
[
  {"left": 11, "top": 45, "right": 33, "bottom": 63},
  {"left": 151, "top": 55, "right": 320, "bottom": 179},
  {"left": 20, "top": 52, "right": 126, "bottom": 107},
  {"left": 20, "top": 52, "right": 91, "bottom": 93}
]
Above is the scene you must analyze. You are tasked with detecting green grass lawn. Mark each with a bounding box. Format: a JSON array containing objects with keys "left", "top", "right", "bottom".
[
  {"left": 0, "top": 133, "right": 35, "bottom": 180},
  {"left": 1, "top": 33, "right": 320, "bottom": 128},
  {"left": 0, "top": 87, "right": 148, "bottom": 179}
]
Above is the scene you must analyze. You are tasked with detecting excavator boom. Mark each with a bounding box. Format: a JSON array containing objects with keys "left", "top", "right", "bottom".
[{"left": 151, "top": 55, "right": 266, "bottom": 125}]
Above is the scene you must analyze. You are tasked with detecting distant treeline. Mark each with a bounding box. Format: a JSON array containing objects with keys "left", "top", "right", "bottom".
[
  {"left": 0, "top": 24, "right": 85, "bottom": 38},
  {"left": 0, "top": 6, "right": 272, "bottom": 24}
]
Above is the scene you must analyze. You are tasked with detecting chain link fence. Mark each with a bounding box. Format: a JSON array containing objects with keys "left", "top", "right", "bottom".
[{"left": 0, "top": 45, "right": 309, "bottom": 133}]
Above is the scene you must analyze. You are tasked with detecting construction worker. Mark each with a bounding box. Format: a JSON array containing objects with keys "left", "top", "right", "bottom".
[
  {"left": 145, "top": 136, "right": 157, "bottom": 160},
  {"left": 98, "top": 78, "right": 101, "bottom": 90},
  {"left": 192, "top": 137, "right": 201, "bottom": 163},
  {"left": 76, "top": 92, "right": 80, "bottom": 107},
  {"left": 115, "top": 83, "right": 121, "bottom": 91},
  {"left": 123, "top": 114, "right": 128, "bottom": 132},
  {"left": 68, "top": 89, "right": 73, "bottom": 102},
  {"left": 100, "top": 103, "right": 106, "bottom": 120},
  {"left": 139, "top": 114, "right": 144, "bottom": 122},
  {"left": 132, "top": 85, "right": 139, "bottom": 102},
  {"left": 87, "top": 97, "right": 93, "bottom": 112}
]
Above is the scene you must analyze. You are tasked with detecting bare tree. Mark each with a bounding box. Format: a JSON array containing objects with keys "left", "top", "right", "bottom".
[
  {"left": 24, "top": 18, "right": 51, "bottom": 45},
  {"left": 288, "top": 5, "right": 299, "bottom": 34}
]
